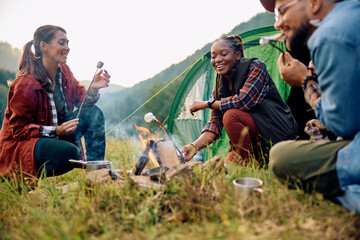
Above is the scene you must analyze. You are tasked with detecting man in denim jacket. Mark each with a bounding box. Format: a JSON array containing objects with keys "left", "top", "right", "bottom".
[{"left": 259, "top": 0, "right": 360, "bottom": 214}]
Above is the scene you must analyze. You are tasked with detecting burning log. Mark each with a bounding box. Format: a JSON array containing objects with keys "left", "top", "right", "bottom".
[
  {"left": 156, "top": 140, "right": 181, "bottom": 169},
  {"left": 134, "top": 140, "right": 161, "bottom": 175},
  {"left": 130, "top": 113, "right": 225, "bottom": 189},
  {"left": 148, "top": 166, "right": 168, "bottom": 181},
  {"left": 133, "top": 135, "right": 182, "bottom": 175},
  {"left": 144, "top": 112, "right": 185, "bottom": 162}
]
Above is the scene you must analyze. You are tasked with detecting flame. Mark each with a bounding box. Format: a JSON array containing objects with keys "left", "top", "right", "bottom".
[
  {"left": 148, "top": 148, "right": 159, "bottom": 168},
  {"left": 135, "top": 123, "right": 160, "bottom": 168},
  {"left": 135, "top": 123, "right": 151, "bottom": 150}
]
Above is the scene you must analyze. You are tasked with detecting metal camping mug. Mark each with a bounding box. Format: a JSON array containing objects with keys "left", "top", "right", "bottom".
[
  {"left": 85, "top": 161, "right": 112, "bottom": 172},
  {"left": 233, "top": 177, "right": 263, "bottom": 199}
]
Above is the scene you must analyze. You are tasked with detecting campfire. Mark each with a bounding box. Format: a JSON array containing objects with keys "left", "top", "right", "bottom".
[
  {"left": 134, "top": 123, "right": 161, "bottom": 169},
  {"left": 67, "top": 112, "right": 223, "bottom": 189},
  {"left": 127, "top": 113, "right": 223, "bottom": 189},
  {"left": 133, "top": 113, "right": 184, "bottom": 177}
]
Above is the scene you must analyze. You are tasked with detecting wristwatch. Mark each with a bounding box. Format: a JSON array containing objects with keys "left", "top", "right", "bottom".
[{"left": 208, "top": 95, "right": 215, "bottom": 109}]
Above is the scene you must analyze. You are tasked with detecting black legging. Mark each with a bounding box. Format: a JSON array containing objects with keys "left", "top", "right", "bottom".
[
  {"left": 34, "top": 104, "right": 105, "bottom": 177},
  {"left": 34, "top": 137, "right": 80, "bottom": 177}
]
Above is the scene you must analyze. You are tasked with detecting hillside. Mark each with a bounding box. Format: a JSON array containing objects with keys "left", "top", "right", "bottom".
[
  {"left": 0, "top": 69, "right": 15, "bottom": 127},
  {"left": 97, "top": 12, "right": 275, "bottom": 136},
  {"left": 0, "top": 12, "right": 275, "bottom": 134},
  {"left": 0, "top": 41, "right": 21, "bottom": 73}
]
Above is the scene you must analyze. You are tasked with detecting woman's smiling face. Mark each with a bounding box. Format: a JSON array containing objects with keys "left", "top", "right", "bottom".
[
  {"left": 211, "top": 39, "right": 241, "bottom": 76},
  {"left": 41, "top": 30, "right": 70, "bottom": 65}
]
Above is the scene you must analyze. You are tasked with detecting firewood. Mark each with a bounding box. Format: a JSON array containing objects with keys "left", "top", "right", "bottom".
[
  {"left": 201, "top": 156, "right": 223, "bottom": 171},
  {"left": 164, "top": 164, "right": 191, "bottom": 179},
  {"left": 27, "top": 182, "right": 79, "bottom": 205},
  {"left": 185, "top": 161, "right": 203, "bottom": 168},
  {"left": 156, "top": 140, "right": 181, "bottom": 169},
  {"left": 148, "top": 166, "right": 168, "bottom": 181},
  {"left": 87, "top": 169, "right": 113, "bottom": 186},
  {"left": 129, "top": 176, "right": 164, "bottom": 190}
]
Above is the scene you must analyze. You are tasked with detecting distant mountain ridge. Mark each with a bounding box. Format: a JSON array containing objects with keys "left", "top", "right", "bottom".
[
  {"left": 97, "top": 12, "right": 275, "bottom": 135},
  {"left": 0, "top": 41, "right": 21, "bottom": 73},
  {"left": 0, "top": 12, "right": 275, "bottom": 135}
]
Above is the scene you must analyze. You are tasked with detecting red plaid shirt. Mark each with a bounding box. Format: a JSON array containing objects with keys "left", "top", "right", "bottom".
[{"left": 202, "top": 59, "right": 270, "bottom": 139}]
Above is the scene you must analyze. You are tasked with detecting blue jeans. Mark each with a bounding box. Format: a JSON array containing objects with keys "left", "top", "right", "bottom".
[
  {"left": 62, "top": 105, "right": 106, "bottom": 161},
  {"left": 34, "top": 105, "right": 105, "bottom": 177}
]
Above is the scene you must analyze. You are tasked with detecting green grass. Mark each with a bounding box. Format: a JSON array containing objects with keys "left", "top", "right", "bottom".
[{"left": 0, "top": 137, "right": 359, "bottom": 240}]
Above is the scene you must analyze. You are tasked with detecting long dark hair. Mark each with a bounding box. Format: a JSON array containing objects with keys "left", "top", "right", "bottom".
[
  {"left": 15, "top": 25, "right": 66, "bottom": 86},
  {"left": 213, "top": 34, "right": 244, "bottom": 99}
]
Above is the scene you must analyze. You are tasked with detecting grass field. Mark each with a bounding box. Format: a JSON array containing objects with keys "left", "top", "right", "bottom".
[{"left": 0, "top": 137, "right": 359, "bottom": 240}]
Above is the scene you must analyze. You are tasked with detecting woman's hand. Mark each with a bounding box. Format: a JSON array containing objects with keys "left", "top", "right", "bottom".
[
  {"left": 190, "top": 100, "right": 208, "bottom": 116},
  {"left": 90, "top": 69, "right": 111, "bottom": 92},
  {"left": 56, "top": 118, "right": 79, "bottom": 136},
  {"left": 180, "top": 144, "right": 198, "bottom": 162}
]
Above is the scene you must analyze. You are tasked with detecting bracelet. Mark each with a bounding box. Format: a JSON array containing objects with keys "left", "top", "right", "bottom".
[
  {"left": 190, "top": 143, "right": 199, "bottom": 153},
  {"left": 302, "top": 74, "right": 318, "bottom": 92}
]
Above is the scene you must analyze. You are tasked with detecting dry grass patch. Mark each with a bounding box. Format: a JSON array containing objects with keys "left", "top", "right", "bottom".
[{"left": 0, "top": 137, "right": 359, "bottom": 240}]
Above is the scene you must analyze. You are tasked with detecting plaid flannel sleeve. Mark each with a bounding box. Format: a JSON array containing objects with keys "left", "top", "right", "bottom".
[
  {"left": 39, "top": 91, "right": 57, "bottom": 138},
  {"left": 219, "top": 59, "right": 269, "bottom": 112},
  {"left": 201, "top": 109, "right": 223, "bottom": 140}
]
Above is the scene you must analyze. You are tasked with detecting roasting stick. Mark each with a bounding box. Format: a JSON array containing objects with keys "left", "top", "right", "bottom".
[
  {"left": 259, "top": 33, "right": 286, "bottom": 53},
  {"left": 268, "top": 42, "right": 285, "bottom": 53},
  {"left": 76, "top": 61, "right": 104, "bottom": 119},
  {"left": 144, "top": 112, "right": 169, "bottom": 135}
]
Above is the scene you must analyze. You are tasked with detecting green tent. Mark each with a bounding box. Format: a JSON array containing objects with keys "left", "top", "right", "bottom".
[{"left": 168, "top": 26, "right": 288, "bottom": 161}]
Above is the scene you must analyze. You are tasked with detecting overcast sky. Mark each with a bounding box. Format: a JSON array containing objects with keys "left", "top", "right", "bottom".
[{"left": 0, "top": 0, "right": 266, "bottom": 87}]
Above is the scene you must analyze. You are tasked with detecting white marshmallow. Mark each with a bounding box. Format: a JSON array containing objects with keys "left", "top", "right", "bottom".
[{"left": 144, "top": 112, "right": 157, "bottom": 123}]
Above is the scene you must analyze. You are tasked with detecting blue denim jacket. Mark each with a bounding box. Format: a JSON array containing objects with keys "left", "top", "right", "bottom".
[{"left": 308, "top": 1, "right": 360, "bottom": 213}]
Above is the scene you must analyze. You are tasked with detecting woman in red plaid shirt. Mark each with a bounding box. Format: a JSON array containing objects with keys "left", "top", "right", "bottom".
[{"left": 181, "top": 35, "right": 297, "bottom": 165}]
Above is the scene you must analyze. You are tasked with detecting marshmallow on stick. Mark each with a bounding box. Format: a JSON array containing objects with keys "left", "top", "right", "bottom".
[
  {"left": 76, "top": 61, "right": 104, "bottom": 119},
  {"left": 144, "top": 112, "right": 170, "bottom": 136},
  {"left": 144, "top": 112, "right": 158, "bottom": 123},
  {"left": 259, "top": 33, "right": 286, "bottom": 53}
]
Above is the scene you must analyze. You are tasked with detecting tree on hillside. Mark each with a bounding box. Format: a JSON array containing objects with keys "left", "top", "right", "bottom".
[
  {"left": 143, "top": 77, "right": 183, "bottom": 125},
  {"left": 0, "top": 69, "right": 15, "bottom": 128},
  {"left": 0, "top": 42, "right": 21, "bottom": 73},
  {"left": 97, "top": 12, "right": 276, "bottom": 137},
  {"left": 0, "top": 68, "right": 15, "bottom": 86},
  {"left": 0, "top": 85, "right": 9, "bottom": 128}
]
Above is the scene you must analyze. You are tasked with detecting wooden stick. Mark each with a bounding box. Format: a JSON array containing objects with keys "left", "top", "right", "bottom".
[
  {"left": 269, "top": 42, "right": 285, "bottom": 54},
  {"left": 76, "top": 61, "right": 103, "bottom": 119}
]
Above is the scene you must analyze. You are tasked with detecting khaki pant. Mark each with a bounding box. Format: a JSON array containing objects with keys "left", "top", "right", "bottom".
[{"left": 269, "top": 140, "right": 350, "bottom": 199}]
